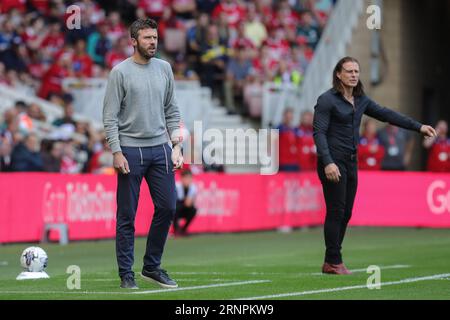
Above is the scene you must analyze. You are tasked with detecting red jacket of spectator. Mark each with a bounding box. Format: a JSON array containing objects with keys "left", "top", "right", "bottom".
[
  {"left": 71, "top": 53, "right": 93, "bottom": 77},
  {"left": 427, "top": 138, "right": 450, "bottom": 172},
  {"left": 105, "top": 51, "right": 127, "bottom": 69},
  {"left": 42, "top": 33, "right": 65, "bottom": 56},
  {"left": 269, "top": 8, "right": 299, "bottom": 30},
  {"left": 277, "top": 124, "right": 299, "bottom": 166},
  {"left": 262, "top": 37, "right": 290, "bottom": 61},
  {"left": 38, "top": 62, "right": 71, "bottom": 99},
  {"left": 252, "top": 55, "right": 277, "bottom": 76},
  {"left": 108, "top": 23, "right": 127, "bottom": 43},
  {"left": 231, "top": 37, "right": 255, "bottom": 51},
  {"left": 0, "top": 0, "right": 26, "bottom": 13},
  {"left": 358, "top": 136, "right": 385, "bottom": 170},
  {"left": 212, "top": 2, "right": 246, "bottom": 28},
  {"left": 297, "top": 125, "right": 317, "bottom": 171}
]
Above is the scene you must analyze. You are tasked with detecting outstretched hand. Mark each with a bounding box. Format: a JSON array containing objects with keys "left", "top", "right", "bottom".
[{"left": 420, "top": 125, "right": 437, "bottom": 139}]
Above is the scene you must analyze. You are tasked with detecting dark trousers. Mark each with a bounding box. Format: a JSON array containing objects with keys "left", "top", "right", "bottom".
[
  {"left": 173, "top": 201, "right": 197, "bottom": 234},
  {"left": 116, "top": 143, "right": 176, "bottom": 278},
  {"left": 317, "top": 154, "right": 358, "bottom": 265}
]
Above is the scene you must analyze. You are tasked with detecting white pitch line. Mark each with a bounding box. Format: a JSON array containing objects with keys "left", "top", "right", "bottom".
[
  {"left": 171, "top": 272, "right": 227, "bottom": 275},
  {"left": 132, "top": 280, "right": 271, "bottom": 295},
  {"left": 0, "top": 280, "right": 270, "bottom": 295},
  {"left": 89, "top": 279, "right": 120, "bottom": 282},
  {"left": 310, "top": 264, "right": 411, "bottom": 276},
  {"left": 236, "top": 273, "right": 450, "bottom": 300},
  {"left": 171, "top": 265, "right": 411, "bottom": 277},
  {"left": 90, "top": 278, "right": 242, "bottom": 282},
  {"left": 0, "top": 261, "right": 9, "bottom": 266}
]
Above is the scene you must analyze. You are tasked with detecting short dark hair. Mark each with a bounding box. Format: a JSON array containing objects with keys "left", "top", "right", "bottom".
[
  {"left": 129, "top": 18, "right": 158, "bottom": 40},
  {"left": 15, "top": 100, "right": 28, "bottom": 110},
  {"left": 332, "top": 56, "right": 365, "bottom": 97}
]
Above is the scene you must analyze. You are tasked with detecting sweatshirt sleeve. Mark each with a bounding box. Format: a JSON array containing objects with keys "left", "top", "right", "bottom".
[
  {"left": 103, "top": 69, "right": 124, "bottom": 154},
  {"left": 364, "top": 98, "right": 422, "bottom": 132},
  {"left": 313, "top": 95, "right": 334, "bottom": 166},
  {"left": 163, "top": 62, "right": 181, "bottom": 141}
]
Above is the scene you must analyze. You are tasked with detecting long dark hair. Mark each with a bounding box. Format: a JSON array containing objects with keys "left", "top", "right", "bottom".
[{"left": 332, "top": 57, "right": 365, "bottom": 97}]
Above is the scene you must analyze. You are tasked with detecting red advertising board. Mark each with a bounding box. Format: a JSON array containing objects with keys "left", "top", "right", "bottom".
[{"left": 0, "top": 172, "right": 449, "bottom": 243}]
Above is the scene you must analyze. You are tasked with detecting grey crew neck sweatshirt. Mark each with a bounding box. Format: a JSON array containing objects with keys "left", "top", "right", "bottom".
[{"left": 103, "top": 57, "right": 180, "bottom": 154}]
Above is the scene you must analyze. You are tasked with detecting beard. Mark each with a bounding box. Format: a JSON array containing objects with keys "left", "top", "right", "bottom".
[{"left": 136, "top": 41, "right": 156, "bottom": 60}]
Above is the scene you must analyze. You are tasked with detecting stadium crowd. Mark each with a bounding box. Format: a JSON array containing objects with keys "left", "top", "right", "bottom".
[
  {"left": 0, "top": 0, "right": 448, "bottom": 173},
  {"left": 0, "top": 0, "right": 335, "bottom": 173}
]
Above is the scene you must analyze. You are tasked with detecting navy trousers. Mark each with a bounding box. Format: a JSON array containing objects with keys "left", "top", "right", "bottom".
[{"left": 116, "top": 143, "right": 176, "bottom": 278}]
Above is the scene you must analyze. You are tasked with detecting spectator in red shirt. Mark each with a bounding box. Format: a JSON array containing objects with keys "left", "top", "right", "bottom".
[
  {"left": 71, "top": 39, "right": 93, "bottom": 77},
  {"left": 106, "top": 11, "right": 127, "bottom": 43},
  {"left": 262, "top": 28, "right": 290, "bottom": 62},
  {"left": 21, "top": 16, "right": 46, "bottom": 51},
  {"left": 252, "top": 44, "right": 278, "bottom": 80},
  {"left": 38, "top": 51, "right": 73, "bottom": 99},
  {"left": 358, "top": 119, "right": 385, "bottom": 171},
  {"left": 277, "top": 107, "right": 300, "bottom": 172},
  {"left": 27, "top": 49, "right": 46, "bottom": 79},
  {"left": 88, "top": 136, "right": 114, "bottom": 174},
  {"left": 137, "top": 0, "right": 170, "bottom": 22},
  {"left": 105, "top": 35, "right": 129, "bottom": 69},
  {"left": 297, "top": 110, "right": 317, "bottom": 171},
  {"left": 255, "top": 0, "right": 275, "bottom": 28},
  {"left": 230, "top": 22, "right": 257, "bottom": 58},
  {"left": 41, "top": 20, "right": 65, "bottom": 57},
  {"left": 212, "top": 0, "right": 246, "bottom": 29},
  {"left": 0, "top": 0, "right": 26, "bottom": 13},
  {"left": 424, "top": 120, "right": 450, "bottom": 172},
  {"left": 270, "top": 0, "right": 300, "bottom": 31}
]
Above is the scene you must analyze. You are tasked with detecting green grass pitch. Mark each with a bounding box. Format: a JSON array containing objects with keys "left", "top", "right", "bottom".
[{"left": 0, "top": 227, "right": 449, "bottom": 300}]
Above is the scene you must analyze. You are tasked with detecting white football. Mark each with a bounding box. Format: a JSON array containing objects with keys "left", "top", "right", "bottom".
[{"left": 20, "top": 247, "right": 48, "bottom": 272}]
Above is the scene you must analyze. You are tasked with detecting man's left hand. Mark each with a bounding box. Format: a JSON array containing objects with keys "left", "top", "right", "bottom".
[
  {"left": 171, "top": 144, "right": 184, "bottom": 171},
  {"left": 420, "top": 125, "right": 437, "bottom": 139}
]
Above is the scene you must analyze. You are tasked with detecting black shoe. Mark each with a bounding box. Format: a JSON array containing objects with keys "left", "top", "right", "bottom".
[
  {"left": 141, "top": 268, "right": 178, "bottom": 289},
  {"left": 120, "top": 274, "right": 139, "bottom": 289}
]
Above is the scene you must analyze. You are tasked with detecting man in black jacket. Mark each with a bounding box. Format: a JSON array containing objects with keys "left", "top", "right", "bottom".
[
  {"left": 10, "top": 133, "right": 43, "bottom": 172},
  {"left": 313, "top": 57, "right": 436, "bottom": 275}
]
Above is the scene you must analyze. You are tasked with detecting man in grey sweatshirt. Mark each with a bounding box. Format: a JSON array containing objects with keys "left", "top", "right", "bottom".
[{"left": 103, "top": 18, "right": 183, "bottom": 290}]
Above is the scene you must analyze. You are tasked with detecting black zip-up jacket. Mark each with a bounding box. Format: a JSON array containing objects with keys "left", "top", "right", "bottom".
[{"left": 313, "top": 88, "right": 422, "bottom": 166}]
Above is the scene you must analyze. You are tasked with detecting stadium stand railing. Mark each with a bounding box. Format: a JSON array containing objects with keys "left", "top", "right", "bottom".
[
  {"left": 262, "top": 82, "right": 301, "bottom": 128},
  {"left": 297, "top": 0, "right": 364, "bottom": 114}
]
